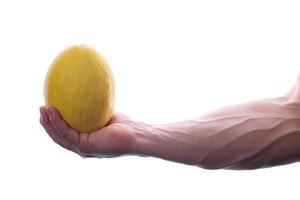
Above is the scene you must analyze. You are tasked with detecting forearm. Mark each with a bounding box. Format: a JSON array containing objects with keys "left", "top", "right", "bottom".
[{"left": 131, "top": 97, "right": 300, "bottom": 169}]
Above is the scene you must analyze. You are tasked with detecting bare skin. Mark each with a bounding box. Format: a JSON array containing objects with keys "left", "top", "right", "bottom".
[{"left": 40, "top": 75, "right": 300, "bottom": 169}]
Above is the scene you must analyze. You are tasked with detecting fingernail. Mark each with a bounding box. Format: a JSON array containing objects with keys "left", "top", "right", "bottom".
[
  {"left": 40, "top": 106, "right": 47, "bottom": 116},
  {"left": 46, "top": 106, "right": 56, "bottom": 119},
  {"left": 45, "top": 105, "right": 51, "bottom": 114}
]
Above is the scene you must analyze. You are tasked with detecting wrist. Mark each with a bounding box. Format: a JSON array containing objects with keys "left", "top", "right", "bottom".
[
  {"left": 130, "top": 120, "right": 202, "bottom": 165},
  {"left": 130, "top": 121, "right": 159, "bottom": 156}
]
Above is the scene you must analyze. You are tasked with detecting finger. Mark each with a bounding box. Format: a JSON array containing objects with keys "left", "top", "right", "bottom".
[
  {"left": 40, "top": 106, "right": 78, "bottom": 153},
  {"left": 40, "top": 107, "right": 74, "bottom": 150},
  {"left": 46, "top": 106, "right": 81, "bottom": 146},
  {"left": 40, "top": 107, "right": 59, "bottom": 140}
]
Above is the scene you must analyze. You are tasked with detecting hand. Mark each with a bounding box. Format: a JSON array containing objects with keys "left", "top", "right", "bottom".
[{"left": 39, "top": 106, "right": 137, "bottom": 158}]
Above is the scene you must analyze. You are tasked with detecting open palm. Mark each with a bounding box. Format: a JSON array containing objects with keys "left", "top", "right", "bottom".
[{"left": 40, "top": 106, "right": 136, "bottom": 158}]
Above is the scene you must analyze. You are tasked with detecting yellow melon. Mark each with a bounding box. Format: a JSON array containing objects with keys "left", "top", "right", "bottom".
[{"left": 44, "top": 45, "right": 114, "bottom": 133}]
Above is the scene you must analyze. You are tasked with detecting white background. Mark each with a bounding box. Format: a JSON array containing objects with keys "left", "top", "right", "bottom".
[{"left": 0, "top": 0, "right": 300, "bottom": 199}]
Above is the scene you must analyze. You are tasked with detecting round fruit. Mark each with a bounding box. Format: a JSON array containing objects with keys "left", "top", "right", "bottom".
[{"left": 44, "top": 45, "right": 114, "bottom": 132}]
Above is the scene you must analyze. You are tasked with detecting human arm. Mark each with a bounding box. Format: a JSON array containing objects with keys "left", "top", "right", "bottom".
[
  {"left": 40, "top": 77, "right": 300, "bottom": 170},
  {"left": 132, "top": 96, "right": 300, "bottom": 169}
]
